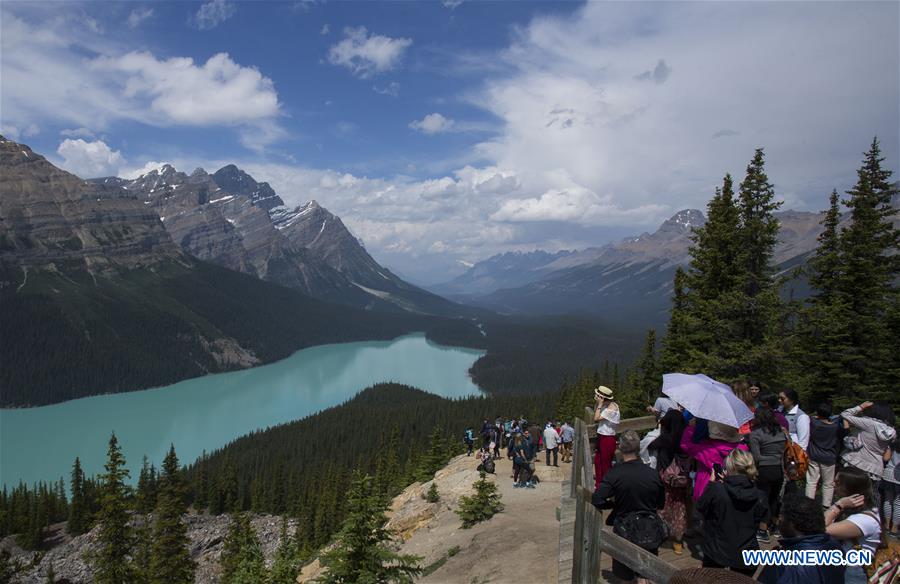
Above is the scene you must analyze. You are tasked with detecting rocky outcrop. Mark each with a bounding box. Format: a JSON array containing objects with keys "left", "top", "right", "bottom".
[
  {"left": 0, "top": 137, "right": 180, "bottom": 272},
  {"left": 2, "top": 514, "right": 296, "bottom": 584},
  {"left": 212, "top": 165, "right": 284, "bottom": 212}
]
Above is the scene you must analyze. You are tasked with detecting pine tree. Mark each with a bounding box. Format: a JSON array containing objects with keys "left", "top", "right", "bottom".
[
  {"left": 416, "top": 427, "right": 447, "bottom": 481},
  {"left": 797, "top": 190, "right": 856, "bottom": 405},
  {"left": 660, "top": 267, "right": 698, "bottom": 372},
  {"left": 67, "top": 457, "right": 88, "bottom": 536},
  {"left": 93, "top": 433, "right": 135, "bottom": 584},
  {"left": 632, "top": 330, "right": 660, "bottom": 406},
  {"left": 136, "top": 456, "right": 157, "bottom": 516},
  {"left": 221, "top": 513, "right": 266, "bottom": 583},
  {"left": 315, "top": 473, "right": 421, "bottom": 584},
  {"left": 423, "top": 483, "right": 440, "bottom": 504},
  {"left": 268, "top": 518, "right": 299, "bottom": 584},
  {"left": 149, "top": 445, "right": 195, "bottom": 584},
  {"left": 193, "top": 453, "right": 209, "bottom": 513},
  {"left": 456, "top": 471, "right": 504, "bottom": 529},
  {"left": 731, "top": 148, "right": 784, "bottom": 380},
  {"left": 133, "top": 517, "right": 153, "bottom": 584},
  {"left": 836, "top": 137, "right": 899, "bottom": 405}
]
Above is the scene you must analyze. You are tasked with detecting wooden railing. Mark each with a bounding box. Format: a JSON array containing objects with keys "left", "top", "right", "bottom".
[{"left": 566, "top": 408, "right": 680, "bottom": 584}]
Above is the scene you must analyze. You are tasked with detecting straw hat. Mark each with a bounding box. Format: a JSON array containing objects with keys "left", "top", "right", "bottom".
[{"left": 594, "top": 385, "right": 614, "bottom": 400}]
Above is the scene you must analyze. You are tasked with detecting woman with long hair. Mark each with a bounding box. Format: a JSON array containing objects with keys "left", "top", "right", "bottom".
[
  {"left": 825, "top": 467, "right": 883, "bottom": 584},
  {"left": 649, "top": 409, "right": 690, "bottom": 554},
  {"left": 593, "top": 385, "right": 620, "bottom": 489},
  {"left": 748, "top": 407, "right": 787, "bottom": 543},
  {"left": 879, "top": 434, "right": 900, "bottom": 538},
  {"left": 732, "top": 381, "right": 756, "bottom": 435},
  {"left": 697, "top": 449, "right": 768, "bottom": 576}
]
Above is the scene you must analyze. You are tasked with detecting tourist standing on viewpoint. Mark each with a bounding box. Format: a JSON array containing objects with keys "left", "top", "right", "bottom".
[
  {"left": 840, "top": 401, "right": 896, "bottom": 493},
  {"left": 778, "top": 390, "right": 810, "bottom": 451},
  {"left": 543, "top": 419, "right": 559, "bottom": 467},
  {"left": 825, "top": 467, "right": 883, "bottom": 584},
  {"left": 697, "top": 449, "right": 767, "bottom": 577},
  {"left": 593, "top": 385, "right": 620, "bottom": 489},
  {"left": 748, "top": 407, "right": 787, "bottom": 543},
  {"left": 805, "top": 402, "right": 841, "bottom": 508},
  {"left": 560, "top": 421, "right": 575, "bottom": 463},
  {"left": 592, "top": 430, "right": 666, "bottom": 583}
]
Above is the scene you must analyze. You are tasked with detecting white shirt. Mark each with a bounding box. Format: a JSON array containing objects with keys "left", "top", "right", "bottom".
[
  {"left": 787, "top": 405, "right": 811, "bottom": 451},
  {"left": 653, "top": 397, "right": 678, "bottom": 416},
  {"left": 596, "top": 404, "right": 620, "bottom": 436},
  {"left": 640, "top": 427, "right": 661, "bottom": 469},
  {"left": 842, "top": 509, "right": 882, "bottom": 554},
  {"left": 543, "top": 427, "right": 559, "bottom": 450}
]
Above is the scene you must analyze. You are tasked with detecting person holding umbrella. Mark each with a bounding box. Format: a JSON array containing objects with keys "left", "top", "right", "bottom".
[{"left": 593, "top": 385, "right": 620, "bottom": 489}]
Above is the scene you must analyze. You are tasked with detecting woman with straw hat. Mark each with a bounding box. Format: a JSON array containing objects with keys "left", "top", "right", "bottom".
[{"left": 593, "top": 385, "right": 620, "bottom": 489}]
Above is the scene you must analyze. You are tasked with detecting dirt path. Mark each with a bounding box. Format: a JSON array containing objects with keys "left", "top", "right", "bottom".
[{"left": 398, "top": 450, "right": 568, "bottom": 584}]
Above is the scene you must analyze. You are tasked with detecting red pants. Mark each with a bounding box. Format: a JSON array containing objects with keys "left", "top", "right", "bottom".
[{"left": 594, "top": 434, "right": 616, "bottom": 489}]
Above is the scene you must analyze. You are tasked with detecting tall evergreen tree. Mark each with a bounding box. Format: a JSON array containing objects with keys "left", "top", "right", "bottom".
[
  {"left": 149, "top": 445, "right": 195, "bottom": 584},
  {"left": 632, "top": 329, "right": 660, "bottom": 406},
  {"left": 93, "top": 433, "right": 135, "bottom": 584},
  {"left": 136, "top": 456, "right": 157, "bottom": 516},
  {"left": 660, "top": 267, "right": 699, "bottom": 372},
  {"left": 315, "top": 473, "right": 421, "bottom": 584},
  {"left": 836, "top": 137, "right": 899, "bottom": 405},
  {"left": 797, "top": 190, "right": 855, "bottom": 405},
  {"left": 67, "top": 457, "right": 88, "bottom": 536}
]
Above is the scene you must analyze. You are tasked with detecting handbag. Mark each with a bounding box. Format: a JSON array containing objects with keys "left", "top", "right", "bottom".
[
  {"left": 660, "top": 455, "right": 691, "bottom": 489},
  {"left": 613, "top": 511, "right": 669, "bottom": 551}
]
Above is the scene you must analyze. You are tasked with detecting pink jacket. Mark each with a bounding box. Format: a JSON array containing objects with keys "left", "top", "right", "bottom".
[{"left": 680, "top": 425, "right": 748, "bottom": 501}]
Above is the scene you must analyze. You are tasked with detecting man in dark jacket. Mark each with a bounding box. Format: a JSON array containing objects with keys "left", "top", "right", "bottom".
[
  {"left": 759, "top": 494, "right": 845, "bottom": 584},
  {"left": 592, "top": 430, "right": 665, "bottom": 582}
]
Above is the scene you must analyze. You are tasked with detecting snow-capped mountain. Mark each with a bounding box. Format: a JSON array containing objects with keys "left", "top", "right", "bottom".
[{"left": 89, "top": 164, "right": 471, "bottom": 316}]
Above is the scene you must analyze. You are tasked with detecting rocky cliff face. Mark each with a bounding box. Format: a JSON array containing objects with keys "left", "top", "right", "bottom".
[
  {"left": 1, "top": 514, "right": 295, "bottom": 584},
  {"left": 0, "top": 137, "right": 179, "bottom": 272},
  {"left": 102, "top": 162, "right": 470, "bottom": 315}
]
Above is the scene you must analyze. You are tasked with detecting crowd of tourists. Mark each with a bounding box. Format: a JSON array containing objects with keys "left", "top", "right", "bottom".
[
  {"left": 588, "top": 379, "right": 900, "bottom": 584},
  {"left": 464, "top": 416, "right": 576, "bottom": 488}
]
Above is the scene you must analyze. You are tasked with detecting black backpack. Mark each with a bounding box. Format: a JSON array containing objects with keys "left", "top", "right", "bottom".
[{"left": 612, "top": 511, "right": 669, "bottom": 551}]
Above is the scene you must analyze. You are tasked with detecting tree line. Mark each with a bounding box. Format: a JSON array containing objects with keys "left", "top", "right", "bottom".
[{"left": 657, "top": 138, "right": 898, "bottom": 410}]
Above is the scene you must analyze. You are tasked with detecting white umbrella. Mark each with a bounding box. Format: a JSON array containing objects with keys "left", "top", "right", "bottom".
[{"left": 662, "top": 373, "right": 753, "bottom": 428}]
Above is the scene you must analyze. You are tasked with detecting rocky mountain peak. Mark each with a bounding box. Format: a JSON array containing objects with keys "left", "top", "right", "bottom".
[
  {"left": 658, "top": 209, "right": 706, "bottom": 233},
  {"left": 211, "top": 165, "right": 283, "bottom": 211}
]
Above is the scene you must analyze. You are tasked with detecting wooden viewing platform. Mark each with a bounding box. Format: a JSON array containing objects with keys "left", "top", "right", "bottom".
[{"left": 558, "top": 410, "right": 703, "bottom": 584}]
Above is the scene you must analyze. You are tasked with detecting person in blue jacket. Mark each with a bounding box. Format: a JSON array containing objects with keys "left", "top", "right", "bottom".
[{"left": 759, "top": 493, "right": 845, "bottom": 584}]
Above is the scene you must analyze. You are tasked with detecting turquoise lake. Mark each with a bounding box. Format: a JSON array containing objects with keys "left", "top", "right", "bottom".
[{"left": 0, "top": 334, "right": 484, "bottom": 487}]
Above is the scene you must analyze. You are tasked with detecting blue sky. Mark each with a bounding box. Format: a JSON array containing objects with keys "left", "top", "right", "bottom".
[{"left": 2, "top": 1, "right": 898, "bottom": 283}]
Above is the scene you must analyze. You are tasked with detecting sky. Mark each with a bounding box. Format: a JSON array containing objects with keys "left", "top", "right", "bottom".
[{"left": 2, "top": 1, "right": 898, "bottom": 284}]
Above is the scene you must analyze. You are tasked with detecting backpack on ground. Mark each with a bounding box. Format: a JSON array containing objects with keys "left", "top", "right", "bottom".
[{"left": 782, "top": 438, "right": 808, "bottom": 481}]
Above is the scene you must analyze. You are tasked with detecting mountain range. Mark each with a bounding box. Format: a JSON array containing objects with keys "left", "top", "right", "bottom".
[
  {"left": 433, "top": 207, "right": 836, "bottom": 326},
  {"left": 0, "top": 136, "right": 450, "bottom": 406},
  {"left": 90, "top": 163, "right": 467, "bottom": 317}
]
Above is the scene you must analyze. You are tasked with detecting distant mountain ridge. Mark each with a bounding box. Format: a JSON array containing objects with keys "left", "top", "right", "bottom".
[
  {"left": 437, "top": 207, "right": 833, "bottom": 326},
  {"left": 91, "top": 162, "right": 470, "bottom": 316}
]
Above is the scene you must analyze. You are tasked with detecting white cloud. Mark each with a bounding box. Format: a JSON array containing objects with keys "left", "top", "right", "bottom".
[
  {"left": 194, "top": 0, "right": 236, "bottom": 30},
  {"left": 320, "top": 24, "right": 330, "bottom": 35},
  {"left": 2, "top": 9, "right": 285, "bottom": 149},
  {"left": 56, "top": 139, "right": 125, "bottom": 178},
  {"left": 1, "top": 123, "right": 39, "bottom": 139},
  {"left": 442, "top": 0, "right": 464, "bottom": 9},
  {"left": 328, "top": 27, "right": 412, "bottom": 78},
  {"left": 91, "top": 51, "right": 280, "bottom": 126},
  {"left": 127, "top": 7, "right": 154, "bottom": 29},
  {"left": 373, "top": 81, "right": 400, "bottom": 97},
  {"left": 409, "top": 113, "right": 455, "bottom": 135},
  {"left": 60, "top": 127, "right": 96, "bottom": 139}
]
